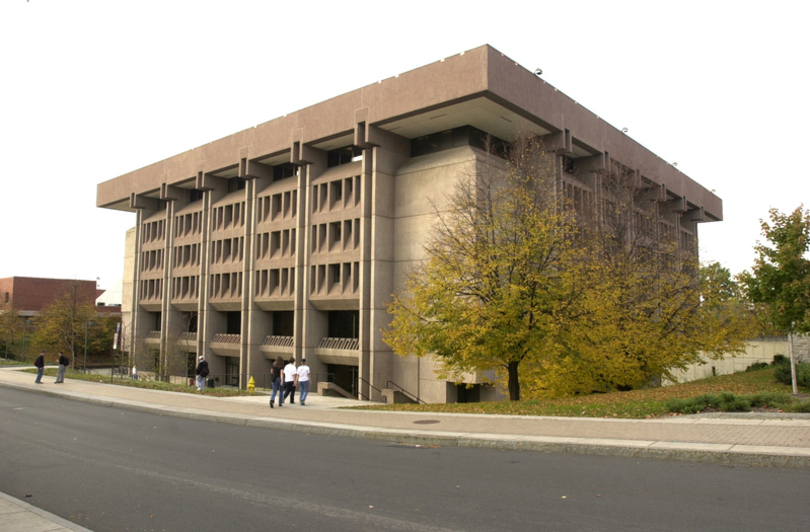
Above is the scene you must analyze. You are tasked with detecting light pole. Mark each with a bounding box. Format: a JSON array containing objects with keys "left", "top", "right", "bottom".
[{"left": 84, "top": 321, "right": 97, "bottom": 373}]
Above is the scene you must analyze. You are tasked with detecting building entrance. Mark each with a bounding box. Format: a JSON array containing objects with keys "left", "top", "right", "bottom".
[{"left": 327, "top": 364, "right": 358, "bottom": 398}]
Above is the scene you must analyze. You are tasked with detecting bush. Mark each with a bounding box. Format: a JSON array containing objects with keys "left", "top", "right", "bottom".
[
  {"left": 773, "top": 361, "right": 810, "bottom": 388},
  {"left": 772, "top": 354, "right": 788, "bottom": 366},
  {"left": 749, "top": 392, "right": 793, "bottom": 408},
  {"left": 665, "top": 392, "right": 753, "bottom": 414},
  {"left": 664, "top": 392, "right": 800, "bottom": 414},
  {"left": 785, "top": 400, "right": 810, "bottom": 413},
  {"left": 745, "top": 361, "right": 770, "bottom": 372}
]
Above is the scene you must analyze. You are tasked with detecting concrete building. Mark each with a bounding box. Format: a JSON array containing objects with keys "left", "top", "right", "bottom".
[{"left": 96, "top": 45, "right": 722, "bottom": 403}]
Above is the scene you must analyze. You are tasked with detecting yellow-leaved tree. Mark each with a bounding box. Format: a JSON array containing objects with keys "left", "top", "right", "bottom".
[
  {"left": 387, "top": 138, "right": 760, "bottom": 401},
  {"left": 384, "top": 138, "right": 582, "bottom": 401}
]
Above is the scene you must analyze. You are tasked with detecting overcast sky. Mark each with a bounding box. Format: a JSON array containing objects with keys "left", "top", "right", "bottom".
[{"left": 1, "top": 0, "right": 808, "bottom": 292}]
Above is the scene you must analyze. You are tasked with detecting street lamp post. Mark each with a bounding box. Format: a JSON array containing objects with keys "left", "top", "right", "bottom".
[{"left": 84, "top": 321, "right": 97, "bottom": 374}]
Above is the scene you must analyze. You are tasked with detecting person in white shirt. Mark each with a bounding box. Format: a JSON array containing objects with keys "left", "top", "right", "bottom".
[
  {"left": 296, "top": 359, "right": 311, "bottom": 406},
  {"left": 282, "top": 358, "right": 297, "bottom": 405}
]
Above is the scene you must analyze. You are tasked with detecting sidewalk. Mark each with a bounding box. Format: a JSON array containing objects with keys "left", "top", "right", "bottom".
[
  {"left": 2, "top": 366, "right": 810, "bottom": 471},
  {"left": 0, "top": 491, "right": 94, "bottom": 532}
]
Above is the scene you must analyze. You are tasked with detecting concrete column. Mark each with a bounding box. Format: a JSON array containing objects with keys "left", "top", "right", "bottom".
[
  {"left": 240, "top": 162, "right": 274, "bottom": 387},
  {"left": 161, "top": 185, "right": 190, "bottom": 379},
  {"left": 299, "top": 148, "right": 329, "bottom": 381},
  {"left": 129, "top": 194, "right": 159, "bottom": 372},
  {"left": 359, "top": 124, "right": 410, "bottom": 401},
  {"left": 198, "top": 173, "right": 228, "bottom": 379}
]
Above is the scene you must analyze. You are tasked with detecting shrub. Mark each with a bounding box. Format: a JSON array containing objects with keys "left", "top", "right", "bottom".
[
  {"left": 665, "top": 392, "right": 753, "bottom": 414},
  {"left": 785, "top": 400, "right": 810, "bottom": 413},
  {"left": 749, "top": 392, "right": 792, "bottom": 408},
  {"left": 745, "top": 361, "right": 770, "bottom": 372},
  {"left": 772, "top": 354, "right": 788, "bottom": 366},
  {"left": 773, "top": 361, "right": 810, "bottom": 388}
]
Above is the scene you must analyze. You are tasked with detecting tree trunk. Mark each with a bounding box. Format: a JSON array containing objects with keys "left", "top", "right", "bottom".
[{"left": 507, "top": 360, "right": 520, "bottom": 401}]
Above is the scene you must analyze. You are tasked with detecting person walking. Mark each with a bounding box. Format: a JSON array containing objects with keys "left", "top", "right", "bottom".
[
  {"left": 34, "top": 351, "right": 45, "bottom": 384},
  {"left": 282, "top": 357, "right": 297, "bottom": 405},
  {"left": 195, "top": 355, "right": 209, "bottom": 391},
  {"left": 54, "top": 352, "right": 69, "bottom": 383},
  {"left": 269, "top": 356, "right": 284, "bottom": 408},
  {"left": 296, "top": 358, "right": 311, "bottom": 406}
]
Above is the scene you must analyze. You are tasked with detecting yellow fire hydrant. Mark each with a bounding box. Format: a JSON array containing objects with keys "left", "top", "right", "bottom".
[{"left": 248, "top": 376, "right": 255, "bottom": 395}]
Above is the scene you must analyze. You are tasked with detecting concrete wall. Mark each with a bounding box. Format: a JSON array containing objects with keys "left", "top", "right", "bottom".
[{"left": 667, "top": 335, "right": 810, "bottom": 384}]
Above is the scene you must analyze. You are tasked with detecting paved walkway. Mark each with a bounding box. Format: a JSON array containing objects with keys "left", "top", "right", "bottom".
[{"left": 3, "top": 365, "right": 810, "bottom": 531}]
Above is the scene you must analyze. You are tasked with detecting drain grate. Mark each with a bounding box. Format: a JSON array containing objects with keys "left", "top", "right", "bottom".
[{"left": 412, "top": 419, "right": 440, "bottom": 425}]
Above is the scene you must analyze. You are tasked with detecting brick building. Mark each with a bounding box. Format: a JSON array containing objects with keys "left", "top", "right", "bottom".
[{"left": 0, "top": 277, "right": 111, "bottom": 317}]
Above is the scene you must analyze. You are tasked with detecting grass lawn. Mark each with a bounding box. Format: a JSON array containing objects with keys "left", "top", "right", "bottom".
[
  {"left": 351, "top": 367, "right": 810, "bottom": 418},
  {"left": 21, "top": 368, "right": 252, "bottom": 397},
  {"left": 0, "top": 358, "right": 29, "bottom": 367}
]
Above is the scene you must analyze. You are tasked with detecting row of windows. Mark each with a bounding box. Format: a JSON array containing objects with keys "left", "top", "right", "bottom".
[
  {"left": 311, "top": 262, "right": 360, "bottom": 296},
  {"left": 327, "top": 146, "right": 363, "bottom": 168},
  {"left": 256, "top": 229, "right": 296, "bottom": 260},
  {"left": 312, "top": 176, "right": 360, "bottom": 214},
  {"left": 562, "top": 182, "right": 594, "bottom": 214},
  {"left": 175, "top": 211, "right": 202, "bottom": 238},
  {"left": 311, "top": 219, "right": 360, "bottom": 254},
  {"left": 210, "top": 272, "right": 243, "bottom": 299},
  {"left": 211, "top": 237, "right": 244, "bottom": 265},
  {"left": 171, "top": 276, "right": 200, "bottom": 300},
  {"left": 255, "top": 268, "right": 296, "bottom": 298},
  {"left": 173, "top": 243, "right": 201, "bottom": 268},
  {"left": 257, "top": 190, "right": 297, "bottom": 223},
  {"left": 681, "top": 231, "right": 696, "bottom": 253},
  {"left": 212, "top": 202, "right": 246, "bottom": 232},
  {"left": 140, "top": 249, "right": 164, "bottom": 273},
  {"left": 139, "top": 279, "right": 163, "bottom": 301},
  {"left": 142, "top": 220, "right": 165, "bottom": 243},
  {"left": 411, "top": 125, "right": 508, "bottom": 158}
]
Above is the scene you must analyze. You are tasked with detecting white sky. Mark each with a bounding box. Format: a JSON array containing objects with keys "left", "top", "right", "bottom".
[{"left": 1, "top": 0, "right": 808, "bottom": 291}]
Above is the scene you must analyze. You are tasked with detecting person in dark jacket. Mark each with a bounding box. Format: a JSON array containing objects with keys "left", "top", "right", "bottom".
[
  {"left": 269, "top": 356, "right": 284, "bottom": 408},
  {"left": 195, "top": 356, "right": 209, "bottom": 391},
  {"left": 34, "top": 351, "right": 45, "bottom": 384},
  {"left": 54, "top": 352, "right": 69, "bottom": 383}
]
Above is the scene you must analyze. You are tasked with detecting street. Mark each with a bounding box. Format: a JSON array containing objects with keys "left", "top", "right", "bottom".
[{"left": 1, "top": 386, "right": 808, "bottom": 532}]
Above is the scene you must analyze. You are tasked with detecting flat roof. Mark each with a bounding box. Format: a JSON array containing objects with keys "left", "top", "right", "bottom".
[{"left": 97, "top": 44, "right": 721, "bottom": 221}]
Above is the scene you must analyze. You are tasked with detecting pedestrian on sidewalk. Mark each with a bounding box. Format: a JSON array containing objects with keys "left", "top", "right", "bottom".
[
  {"left": 282, "top": 357, "right": 297, "bottom": 405},
  {"left": 54, "top": 352, "right": 69, "bottom": 383},
  {"left": 297, "top": 358, "right": 311, "bottom": 406},
  {"left": 195, "top": 356, "right": 209, "bottom": 391},
  {"left": 34, "top": 351, "right": 45, "bottom": 384},
  {"left": 269, "top": 356, "right": 284, "bottom": 408}
]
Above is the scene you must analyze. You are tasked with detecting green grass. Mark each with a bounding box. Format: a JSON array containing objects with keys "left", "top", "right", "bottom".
[
  {"left": 0, "top": 358, "right": 29, "bottom": 367},
  {"left": 350, "top": 367, "right": 810, "bottom": 418},
  {"left": 22, "top": 368, "right": 252, "bottom": 397}
]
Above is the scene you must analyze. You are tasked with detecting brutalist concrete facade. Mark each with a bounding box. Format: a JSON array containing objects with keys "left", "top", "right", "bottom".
[{"left": 97, "top": 45, "right": 721, "bottom": 403}]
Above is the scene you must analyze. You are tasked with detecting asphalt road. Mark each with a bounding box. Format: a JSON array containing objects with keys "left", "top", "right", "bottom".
[{"left": 1, "top": 386, "right": 809, "bottom": 532}]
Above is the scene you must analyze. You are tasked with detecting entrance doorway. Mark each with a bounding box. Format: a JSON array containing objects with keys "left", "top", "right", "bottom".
[{"left": 326, "top": 364, "right": 358, "bottom": 398}]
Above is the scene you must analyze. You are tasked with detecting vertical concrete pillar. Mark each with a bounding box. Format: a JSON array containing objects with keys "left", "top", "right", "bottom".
[
  {"left": 241, "top": 159, "right": 274, "bottom": 387},
  {"left": 298, "top": 145, "right": 329, "bottom": 379},
  {"left": 198, "top": 172, "right": 228, "bottom": 378},
  {"left": 359, "top": 123, "right": 410, "bottom": 401}
]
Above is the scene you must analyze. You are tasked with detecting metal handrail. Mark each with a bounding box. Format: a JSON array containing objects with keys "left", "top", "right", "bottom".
[
  {"left": 210, "top": 333, "right": 241, "bottom": 344},
  {"left": 317, "top": 337, "right": 359, "bottom": 350},
  {"left": 357, "top": 376, "right": 383, "bottom": 401},
  {"left": 262, "top": 335, "right": 294, "bottom": 347},
  {"left": 386, "top": 380, "right": 424, "bottom": 404}
]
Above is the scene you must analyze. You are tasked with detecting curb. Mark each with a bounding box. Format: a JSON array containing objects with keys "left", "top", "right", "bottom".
[{"left": 3, "top": 380, "right": 810, "bottom": 469}]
